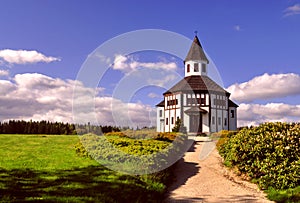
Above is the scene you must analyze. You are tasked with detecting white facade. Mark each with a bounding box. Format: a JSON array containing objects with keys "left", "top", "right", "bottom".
[
  {"left": 229, "top": 107, "right": 237, "bottom": 131},
  {"left": 185, "top": 60, "right": 208, "bottom": 77},
  {"left": 156, "top": 106, "right": 165, "bottom": 132}
]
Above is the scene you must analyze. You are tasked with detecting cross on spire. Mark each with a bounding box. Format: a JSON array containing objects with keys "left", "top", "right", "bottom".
[{"left": 194, "top": 30, "right": 198, "bottom": 36}]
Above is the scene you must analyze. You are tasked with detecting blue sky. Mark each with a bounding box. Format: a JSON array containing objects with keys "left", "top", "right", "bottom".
[{"left": 1, "top": 0, "right": 300, "bottom": 127}]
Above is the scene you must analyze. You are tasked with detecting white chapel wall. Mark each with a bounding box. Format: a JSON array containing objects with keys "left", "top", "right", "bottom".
[{"left": 156, "top": 106, "right": 164, "bottom": 132}]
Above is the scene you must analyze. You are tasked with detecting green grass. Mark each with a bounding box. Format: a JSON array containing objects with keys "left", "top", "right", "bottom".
[
  {"left": 0, "top": 134, "right": 97, "bottom": 170},
  {"left": 267, "top": 186, "right": 300, "bottom": 203},
  {"left": 0, "top": 134, "right": 169, "bottom": 202}
]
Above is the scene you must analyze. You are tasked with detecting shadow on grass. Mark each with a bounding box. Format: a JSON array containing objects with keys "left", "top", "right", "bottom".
[{"left": 0, "top": 165, "right": 164, "bottom": 203}]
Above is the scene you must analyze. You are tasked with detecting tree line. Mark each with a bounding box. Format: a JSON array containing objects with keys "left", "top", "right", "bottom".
[{"left": 0, "top": 120, "right": 120, "bottom": 135}]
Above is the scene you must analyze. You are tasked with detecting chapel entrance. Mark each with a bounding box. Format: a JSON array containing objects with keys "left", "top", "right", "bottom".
[
  {"left": 189, "top": 114, "right": 202, "bottom": 133},
  {"left": 185, "top": 106, "right": 207, "bottom": 133}
]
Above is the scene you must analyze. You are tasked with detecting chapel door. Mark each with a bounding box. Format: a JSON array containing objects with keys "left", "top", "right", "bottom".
[{"left": 190, "top": 114, "right": 202, "bottom": 133}]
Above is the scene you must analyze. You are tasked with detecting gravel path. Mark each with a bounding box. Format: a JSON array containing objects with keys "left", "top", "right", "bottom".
[{"left": 165, "top": 140, "right": 274, "bottom": 203}]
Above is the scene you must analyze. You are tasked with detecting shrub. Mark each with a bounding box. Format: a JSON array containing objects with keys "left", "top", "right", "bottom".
[
  {"left": 267, "top": 186, "right": 300, "bottom": 203},
  {"left": 218, "top": 122, "right": 300, "bottom": 190},
  {"left": 105, "top": 131, "right": 128, "bottom": 138},
  {"left": 74, "top": 140, "right": 91, "bottom": 158},
  {"left": 154, "top": 132, "right": 179, "bottom": 142},
  {"left": 172, "top": 119, "right": 187, "bottom": 134},
  {"left": 75, "top": 132, "right": 189, "bottom": 174}
]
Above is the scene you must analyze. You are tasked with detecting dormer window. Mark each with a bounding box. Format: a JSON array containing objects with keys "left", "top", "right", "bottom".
[
  {"left": 187, "top": 64, "right": 190, "bottom": 72},
  {"left": 194, "top": 63, "right": 199, "bottom": 72}
]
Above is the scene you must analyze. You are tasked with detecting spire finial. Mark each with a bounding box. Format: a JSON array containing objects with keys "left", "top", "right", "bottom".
[{"left": 194, "top": 30, "right": 198, "bottom": 36}]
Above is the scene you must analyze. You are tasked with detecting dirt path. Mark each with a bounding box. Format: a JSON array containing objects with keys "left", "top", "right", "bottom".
[{"left": 165, "top": 141, "right": 274, "bottom": 203}]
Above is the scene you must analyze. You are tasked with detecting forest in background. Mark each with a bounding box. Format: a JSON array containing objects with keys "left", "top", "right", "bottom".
[{"left": 0, "top": 120, "right": 121, "bottom": 135}]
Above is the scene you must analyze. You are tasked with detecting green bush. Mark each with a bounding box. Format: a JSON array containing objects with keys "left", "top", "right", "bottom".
[
  {"left": 74, "top": 140, "right": 91, "bottom": 158},
  {"left": 154, "top": 132, "right": 180, "bottom": 142},
  {"left": 267, "top": 186, "right": 300, "bottom": 203},
  {"left": 172, "top": 118, "right": 187, "bottom": 134},
  {"left": 73, "top": 132, "right": 188, "bottom": 199},
  {"left": 75, "top": 132, "right": 188, "bottom": 174},
  {"left": 218, "top": 122, "right": 300, "bottom": 190}
]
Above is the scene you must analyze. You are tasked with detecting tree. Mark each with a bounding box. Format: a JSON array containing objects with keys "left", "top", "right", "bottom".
[{"left": 172, "top": 118, "right": 187, "bottom": 134}]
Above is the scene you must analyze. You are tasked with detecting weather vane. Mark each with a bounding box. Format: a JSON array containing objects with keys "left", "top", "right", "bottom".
[{"left": 194, "top": 30, "right": 198, "bottom": 36}]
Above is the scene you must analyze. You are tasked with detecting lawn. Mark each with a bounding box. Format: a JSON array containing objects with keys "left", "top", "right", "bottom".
[{"left": 0, "top": 134, "right": 170, "bottom": 202}]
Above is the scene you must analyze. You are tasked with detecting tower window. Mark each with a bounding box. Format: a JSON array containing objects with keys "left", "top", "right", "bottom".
[
  {"left": 202, "top": 64, "right": 206, "bottom": 73},
  {"left": 212, "top": 116, "right": 215, "bottom": 125},
  {"left": 171, "top": 117, "right": 174, "bottom": 124},
  {"left": 159, "top": 110, "right": 162, "bottom": 117},
  {"left": 224, "top": 118, "right": 227, "bottom": 126},
  {"left": 218, "top": 117, "right": 221, "bottom": 125},
  {"left": 194, "top": 63, "right": 199, "bottom": 72},
  {"left": 166, "top": 118, "right": 168, "bottom": 125},
  {"left": 187, "top": 64, "right": 190, "bottom": 72}
]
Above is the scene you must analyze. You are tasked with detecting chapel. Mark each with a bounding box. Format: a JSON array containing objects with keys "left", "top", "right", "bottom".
[{"left": 156, "top": 34, "right": 238, "bottom": 133}]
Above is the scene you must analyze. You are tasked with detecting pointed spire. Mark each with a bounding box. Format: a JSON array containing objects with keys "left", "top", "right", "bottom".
[{"left": 184, "top": 33, "right": 209, "bottom": 63}]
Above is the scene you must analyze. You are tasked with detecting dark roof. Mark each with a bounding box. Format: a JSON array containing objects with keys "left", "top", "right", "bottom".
[
  {"left": 185, "top": 35, "right": 209, "bottom": 63},
  {"left": 229, "top": 99, "right": 239, "bottom": 107},
  {"left": 184, "top": 106, "right": 208, "bottom": 114},
  {"left": 156, "top": 100, "right": 165, "bottom": 107},
  {"left": 164, "top": 75, "right": 229, "bottom": 95}
]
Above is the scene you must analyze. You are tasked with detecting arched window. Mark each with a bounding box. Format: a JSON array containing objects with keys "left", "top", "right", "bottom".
[
  {"left": 187, "top": 64, "right": 190, "bottom": 72},
  {"left": 194, "top": 63, "right": 199, "bottom": 72}
]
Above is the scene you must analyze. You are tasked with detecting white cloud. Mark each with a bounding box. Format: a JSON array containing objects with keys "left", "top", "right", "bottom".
[
  {"left": 238, "top": 103, "right": 300, "bottom": 127},
  {"left": 0, "top": 49, "right": 60, "bottom": 65},
  {"left": 283, "top": 4, "right": 300, "bottom": 17},
  {"left": 227, "top": 73, "right": 300, "bottom": 103},
  {"left": 234, "top": 25, "right": 241, "bottom": 31},
  {"left": 147, "top": 92, "right": 161, "bottom": 98},
  {"left": 113, "top": 55, "right": 129, "bottom": 70},
  {"left": 93, "top": 53, "right": 111, "bottom": 64},
  {"left": 0, "top": 73, "right": 156, "bottom": 127},
  {"left": 112, "top": 54, "right": 178, "bottom": 73},
  {"left": 0, "top": 70, "right": 9, "bottom": 76},
  {"left": 147, "top": 74, "right": 179, "bottom": 87}
]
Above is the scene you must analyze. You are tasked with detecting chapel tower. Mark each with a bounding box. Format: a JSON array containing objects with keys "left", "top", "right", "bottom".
[{"left": 184, "top": 35, "right": 209, "bottom": 77}]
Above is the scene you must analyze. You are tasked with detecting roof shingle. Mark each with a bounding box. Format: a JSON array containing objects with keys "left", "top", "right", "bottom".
[
  {"left": 164, "top": 75, "right": 229, "bottom": 95},
  {"left": 229, "top": 99, "right": 239, "bottom": 107},
  {"left": 156, "top": 100, "right": 165, "bottom": 107},
  {"left": 185, "top": 36, "right": 209, "bottom": 63}
]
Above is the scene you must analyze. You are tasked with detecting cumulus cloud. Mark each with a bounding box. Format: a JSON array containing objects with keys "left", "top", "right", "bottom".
[
  {"left": 0, "top": 73, "right": 156, "bottom": 127},
  {"left": 147, "top": 92, "right": 161, "bottom": 98},
  {"left": 112, "top": 54, "right": 178, "bottom": 73},
  {"left": 227, "top": 73, "right": 300, "bottom": 103},
  {"left": 0, "top": 70, "right": 9, "bottom": 76},
  {"left": 238, "top": 103, "right": 300, "bottom": 127},
  {"left": 0, "top": 49, "right": 60, "bottom": 65},
  {"left": 147, "top": 74, "right": 179, "bottom": 87},
  {"left": 283, "top": 4, "right": 300, "bottom": 17}
]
